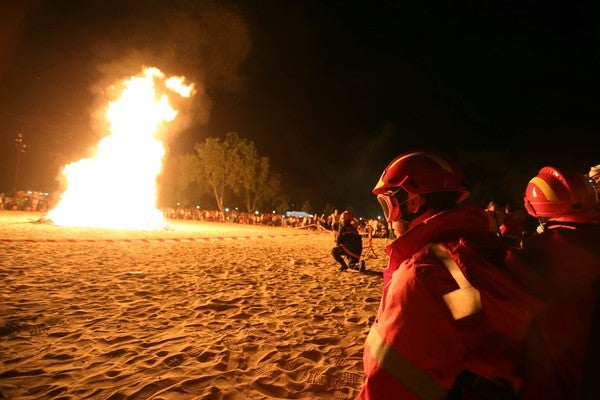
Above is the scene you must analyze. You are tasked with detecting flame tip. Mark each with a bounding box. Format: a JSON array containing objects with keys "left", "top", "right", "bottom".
[{"left": 48, "top": 67, "right": 193, "bottom": 230}]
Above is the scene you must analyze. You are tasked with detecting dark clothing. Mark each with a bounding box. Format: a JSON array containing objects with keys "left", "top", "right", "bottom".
[
  {"left": 506, "top": 214, "right": 600, "bottom": 400},
  {"left": 500, "top": 210, "right": 526, "bottom": 249},
  {"left": 332, "top": 221, "right": 363, "bottom": 269}
]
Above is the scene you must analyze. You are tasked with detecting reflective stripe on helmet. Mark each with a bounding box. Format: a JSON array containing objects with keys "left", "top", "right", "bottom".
[
  {"left": 365, "top": 326, "right": 448, "bottom": 400},
  {"left": 525, "top": 166, "right": 597, "bottom": 217},
  {"left": 529, "top": 176, "right": 558, "bottom": 201}
]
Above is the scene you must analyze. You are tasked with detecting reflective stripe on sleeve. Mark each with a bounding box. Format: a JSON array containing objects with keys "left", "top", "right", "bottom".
[
  {"left": 430, "top": 244, "right": 482, "bottom": 320},
  {"left": 366, "top": 326, "right": 448, "bottom": 400}
]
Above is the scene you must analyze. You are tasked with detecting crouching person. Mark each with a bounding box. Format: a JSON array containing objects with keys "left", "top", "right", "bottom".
[{"left": 332, "top": 210, "right": 363, "bottom": 271}]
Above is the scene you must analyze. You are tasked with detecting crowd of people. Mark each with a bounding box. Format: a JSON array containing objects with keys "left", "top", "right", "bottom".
[
  {"left": 3, "top": 150, "right": 600, "bottom": 400},
  {"left": 356, "top": 150, "right": 600, "bottom": 400},
  {"left": 0, "top": 190, "right": 52, "bottom": 212},
  {"left": 162, "top": 205, "right": 391, "bottom": 235},
  {"left": 0, "top": 190, "right": 393, "bottom": 238}
]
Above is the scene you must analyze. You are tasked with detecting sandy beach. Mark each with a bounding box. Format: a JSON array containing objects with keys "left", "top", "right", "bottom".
[{"left": 0, "top": 211, "right": 388, "bottom": 400}]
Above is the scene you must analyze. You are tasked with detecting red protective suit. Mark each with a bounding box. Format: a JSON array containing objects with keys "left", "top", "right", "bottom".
[
  {"left": 358, "top": 204, "right": 540, "bottom": 400},
  {"left": 507, "top": 212, "right": 600, "bottom": 400}
]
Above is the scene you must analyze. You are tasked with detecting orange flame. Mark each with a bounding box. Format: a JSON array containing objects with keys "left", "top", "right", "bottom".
[{"left": 46, "top": 67, "right": 194, "bottom": 229}]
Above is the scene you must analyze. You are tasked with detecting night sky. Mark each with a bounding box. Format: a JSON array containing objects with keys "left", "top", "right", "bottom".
[{"left": 1, "top": 1, "right": 599, "bottom": 217}]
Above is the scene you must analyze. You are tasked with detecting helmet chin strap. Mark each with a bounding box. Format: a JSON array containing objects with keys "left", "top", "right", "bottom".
[
  {"left": 399, "top": 194, "right": 423, "bottom": 222},
  {"left": 406, "top": 194, "right": 424, "bottom": 214},
  {"left": 390, "top": 194, "right": 423, "bottom": 237}
]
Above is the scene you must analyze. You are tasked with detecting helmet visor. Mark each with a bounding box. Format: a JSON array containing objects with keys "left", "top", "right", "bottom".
[
  {"left": 376, "top": 188, "right": 409, "bottom": 222},
  {"left": 377, "top": 194, "right": 396, "bottom": 222}
]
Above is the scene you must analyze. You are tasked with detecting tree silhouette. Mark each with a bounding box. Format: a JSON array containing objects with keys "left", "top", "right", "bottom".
[{"left": 173, "top": 131, "right": 284, "bottom": 212}]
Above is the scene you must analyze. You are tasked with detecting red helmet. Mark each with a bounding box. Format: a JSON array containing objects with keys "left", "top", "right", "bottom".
[
  {"left": 373, "top": 150, "right": 468, "bottom": 196},
  {"left": 373, "top": 151, "right": 469, "bottom": 222},
  {"left": 524, "top": 166, "right": 597, "bottom": 218},
  {"left": 341, "top": 210, "right": 353, "bottom": 222}
]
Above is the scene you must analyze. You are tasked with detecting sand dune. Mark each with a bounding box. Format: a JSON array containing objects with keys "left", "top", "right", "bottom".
[{"left": 0, "top": 211, "right": 388, "bottom": 399}]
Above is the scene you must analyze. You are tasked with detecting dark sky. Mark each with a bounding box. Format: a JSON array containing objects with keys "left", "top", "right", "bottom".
[{"left": 1, "top": 0, "right": 599, "bottom": 217}]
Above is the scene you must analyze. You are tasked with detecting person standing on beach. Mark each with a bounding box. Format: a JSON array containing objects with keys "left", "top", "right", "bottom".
[
  {"left": 330, "top": 209, "right": 341, "bottom": 240},
  {"left": 357, "top": 150, "right": 539, "bottom": 400}
]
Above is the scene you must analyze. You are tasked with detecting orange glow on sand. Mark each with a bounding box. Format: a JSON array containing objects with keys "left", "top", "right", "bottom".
[{"left": 46, "top": 67, "right": 194, "bottom": 230}]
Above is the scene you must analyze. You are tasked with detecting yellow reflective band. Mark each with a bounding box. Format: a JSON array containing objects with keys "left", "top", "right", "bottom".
[
  {"left": 422, "top": 153, "right": 453, "bottom": 173},
  {"left": 430, "top": 244, "right": 482, "bottom": 320},
  {"left": 529, "top": 176, "right": 558, "bottom": 201},
  {"left": 366, "top": 326, "right": 448, "bottom": 400},
  {"left": 442, "top": 286, "right": 482, "bottom": 320}
]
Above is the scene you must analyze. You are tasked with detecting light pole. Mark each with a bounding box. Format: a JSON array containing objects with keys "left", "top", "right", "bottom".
[{"left": 12, "top": 132, "right": 26, "bottom": 197}]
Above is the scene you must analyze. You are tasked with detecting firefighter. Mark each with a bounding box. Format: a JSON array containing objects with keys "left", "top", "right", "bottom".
[
  {"left": 358, "top": 150, "right": 540, "bottom": 400},
  {"left": 331, "top": 210, "right": 363, "bottom": 271},
  {"left": 508, "top": 166, "right": 600, "bottom": 400}
]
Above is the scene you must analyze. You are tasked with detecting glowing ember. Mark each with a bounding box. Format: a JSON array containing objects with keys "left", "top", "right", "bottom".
[{"left": 46, "top": 67, "right": 194, "bottom": 230}]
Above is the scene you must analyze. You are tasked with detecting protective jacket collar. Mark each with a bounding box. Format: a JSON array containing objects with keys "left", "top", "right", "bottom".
[{"left": 385, "top": 204, "right": 493, "bottom": 272}]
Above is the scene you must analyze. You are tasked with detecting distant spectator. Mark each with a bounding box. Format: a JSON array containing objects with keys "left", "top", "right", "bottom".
[{"left": 329, "top": 209, "right": 341, "bottom": 240}]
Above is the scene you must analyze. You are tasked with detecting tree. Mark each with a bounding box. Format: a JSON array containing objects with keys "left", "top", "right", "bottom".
[
  {"left": 262, "top": 172, "right": 286, "bottom": 212},
  {"left": 300, "top": 200, "right": 312, "bottom": 214},
  {"left": 194, "top": 132, "right": 244, "bottom": 211},
  {"left": 158, "top": 153, "right": 200, "bottom": 207},
  {"left": 237, "top": 139, "right": 284, "bottom": 213},
  {"left": 275, "top": 198, "right": 290, "bottom": 215},
  {"left": 173, "top": 153, "right": 202, "bottom": 206},
  {"left": 173, "top": 131, "right": 285, "bottom": 212}
]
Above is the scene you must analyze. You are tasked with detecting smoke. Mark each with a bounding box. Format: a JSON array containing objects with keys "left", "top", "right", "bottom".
[{"left": 84, "top": 0, "right": 252, "bottom": 142}]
